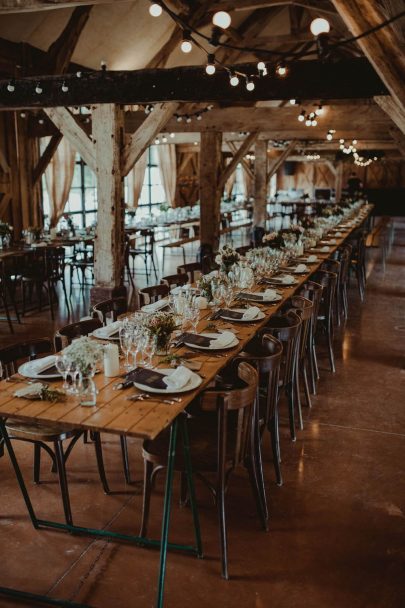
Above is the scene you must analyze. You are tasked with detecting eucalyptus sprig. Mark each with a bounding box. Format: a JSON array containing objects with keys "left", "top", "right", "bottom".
[{"left": 40, "top": 387, "right": 66, "bottom": 403}]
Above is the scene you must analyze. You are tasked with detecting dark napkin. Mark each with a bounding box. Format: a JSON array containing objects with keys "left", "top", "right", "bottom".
[
  {"left": 38, "top": 365, "right": 60, "bottom": 376},
  {"left": 236, "top": 292, "right": 265, "bottom": 301},
  {"left": 218, "top": 308, "right": 244, "bottom": 320},
  {"left": 182, "top": 333, "right": 212, "bottom": 347},
  {"left": 125, "top": 367, "right": 167, "bottom": 390}
]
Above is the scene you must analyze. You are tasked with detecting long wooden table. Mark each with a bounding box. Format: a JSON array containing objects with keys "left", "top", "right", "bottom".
[{"left": 0, "top": 206, "right": 372, "bottom": 608}]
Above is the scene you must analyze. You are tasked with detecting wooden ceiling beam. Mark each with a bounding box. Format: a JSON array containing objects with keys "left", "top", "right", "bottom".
[
  {"left": 44, "top": 107, "right": 96, "bottom": 171},
  {"left": 122, "top": 101, "right": 178, "bottom": 176},
  {"left": 374, "top": 94, "right": 405, "bottom": 136},
  {"left": 0, "top": 0, "right": 135, "bottom": 13},
  {"left": 0, "top": 57, "right": 387, "bottom": 109},
  {"left": 47, "top": 5, "right": 92, "bottom": 74},
  {"left": 218, "top": 132, "right": 258, "bottom": 190},
  {"left": 32, "top": 132, "right": 63, "bottom": 185},
  {"left": 266, "top": 139, "right": 296, "bottom": 185},
  {"left": 228, "top": 140, "right": 255, "bottom": 180},
  {"left": 331, "top": 0, "right": 405, "bottom": 111},
  {"left": 211, "top": 1, "right": 336, "bottom": 14}
]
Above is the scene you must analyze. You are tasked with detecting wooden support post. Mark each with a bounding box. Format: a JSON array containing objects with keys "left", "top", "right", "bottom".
[
  {"left": 90, "top": 104, "right": 126, "bottom": 305},
  {"left": 199, "top": 131, "right": 222, "bottom": 252},
  {"left": 44, "top": 107, "right": 96, "bottom": 172},
  {"left": 253, "top": 139, "right": 268, "bottom": 228},
  {"left": 335, "top": 161, "right": 344, "bottom": 202}
]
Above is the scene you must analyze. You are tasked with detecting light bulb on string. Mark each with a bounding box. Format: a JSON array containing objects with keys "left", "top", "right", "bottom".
[
  {"left": 257, "top": 61, "right": 267, "bottom": 76},
  {"left": 276, "top": 63, "right": 288, "bottom": 77},
  {"left": 76, "top": 71, "right": 82, "bottom": 78},
  {"left": 176, "top": 115, "right": 183, "bottom": 122},
  {"left": 20, "top": 112, "right": 26, "bottom": 118},
  {"left": 196, "top": 114, "right": 202, "bottom": 121},
  {"left": 180, "top": 31, "right": 192, "bottom": 53},
  {"left": 311, "top": 119, "right": 317, "bottom": 126},
  {"left": 315, "top": 105, "right": 323, "bottom": 116},
  {"left": 61, "top": 81, "right": 69, "bottom": 93},
  {"left": 35, "top": 83, "right": 43, "bottom": 94},
  {"left": 186, "top": 116, "right": 192, "bottom": 123},
  {"left": 310, "top": 17, "right": 330, "bottom": 36},
  {"left": 7, "top": 81, "right": 15, "bottom": 92},
  {"left": 205, "top": 54, "right": 216, "bottom": 75},
  {"left": 298, "top": 111, "right": 305, "bottom": 122},
  {"left": 305, "top": 119, "right": 311, "bottom": 127},
  {"left": 290, "top": 99, "right": 296, "bottom": 105},
  {"left": 155, "top": 138, "right": 160, "bottom": 145},
  {"left": 170, "top": 132, "right": 175, "bottom": 138},
  {"left": 339, "top": 138, "right": 345, "bottom": 144},
  {"left": 149, "top": 3, "right": 162, "bottom": 17},
  {"left": 230, "top": 73, "right": 239, "bottom": 87},
  {"left": 246, "top": 79, "right": 255, "bottom": 91},
  {"left": 326, "top": 132, "right": 333, "bottom": 141},
  {"left": 162, "top": 136, "right": 168, "bottom": 143},
  {"left": 212, "top": 11, "right": 231, "bottom": 29}
]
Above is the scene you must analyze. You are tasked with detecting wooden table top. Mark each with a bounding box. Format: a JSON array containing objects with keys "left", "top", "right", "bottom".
[{"left": 0, "top": 206, "right": 372, "bottom": 441}]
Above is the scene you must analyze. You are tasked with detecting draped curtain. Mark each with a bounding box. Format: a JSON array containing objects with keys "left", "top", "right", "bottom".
[
  {"left": 157, "top": 144, "right": 177, "bottom": 207},
  {"left": 242, "top": 166, "right": 252, "bottom": 198},
  {"left": 224, "top": 158, "right": 237, "bottom": 199},
  {"left": 43, "top": 136, "right": 76, "bottom": 227},
  {"left": 126, "top": 150, "right": 148, "bottom": 208}
]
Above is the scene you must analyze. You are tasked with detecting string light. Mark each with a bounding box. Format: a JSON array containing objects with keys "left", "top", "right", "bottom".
[
  {"left": 257, "top": 61, "right": 267, "bottom": 76},
  {"left": 180, "top": 31, "right": 192, "bottom": 53},
  {"left": 246, "top": 79, "right": 255, "bottom": 91},
  {"left": 276, "top": 63, "right": 288, "bottom": 77},
  {"left": 326, "top": 129, "right": 335, "bottom": 141},
  {"left": 306, "top": 153, "right": 321, "bottom": 160},
  {"left": 61, "top": 81, "right": 69, "bottom": 92},
  {"left": 35, "top": 83, "right": 43, "bottom": 94},
  {"left": 205, "top": 54, "right": 216, "bottom": 75},
  {"left": 76, "top": 71, "right": 82, "bottom": 78},
  {"left": 7, "top": 81, "right": 15, "bottom": 92},
  {"left": 212, "top": 11, "right": 231, "bottom": 29},
  {"left": 149, "top": 3, "right": 162, "bottom": 17},
  {"left": 290, "top": 99, "right": 297, "bottom": 105},
  {"left": 20, "top": 112, "right": 26, "bottom": 118},
  {"left": 162, "top": 135, "right": 168, "bottom": 143},
  {"left": 229, "top": 73, "right": 239, "bottom": 87},
  {"left": 174, "top": 106, "right": 212, "bottom": 122},
  {"left": 298, "top": 110, "right": 305, "bottom": 122},
  {"left": 170, "top": 132, "right": 175, "bottom": 138},
  {"left": 155, "top": 137, "right": 160, "bottom": 144},
  {"left": 315, "top": 104, "right": 324, "bottom": 115},
  {"left": 310, "top": 17, "right": 330, "bottom": 36}
]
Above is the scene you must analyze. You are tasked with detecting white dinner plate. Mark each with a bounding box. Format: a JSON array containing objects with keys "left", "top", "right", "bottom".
[
  {"left": 18, "top": 357, "right": 61, "bottom": 380},
  {"left": 133, "top": 368, "right": 203, "bottom": 394},
  {"left": 91, "top": 326, "right": 121, "bottom": 341},
  {"left": 184, "top": 332, "right": 239, "bottom": 351},
  {"left": 220, "top": 308, "right": 265, "bottom": 322}
]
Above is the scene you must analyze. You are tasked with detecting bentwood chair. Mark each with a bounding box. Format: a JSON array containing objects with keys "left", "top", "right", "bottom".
[
  {"left": 238, "top": 334, "right": 284, "bottom": 485},
  {"left": 177, "top": 262, "right": 202, "bottom": 284},
  {"left": 128, "top": 229, "right": 158, "bottom": 284},
  {"left": 321, "top": 259, "right": 341, "bottom": 327},
  {"left": 92, "top": 297, "right": 128, "bottom": 325},
  {"left": 140, "top": 362, "right": 266, "bottom": 580},
  {"left": 298, "top": 281, "right": 323, "bottom": 394},
  {"left": 160, "top": 273, "right": 189, "bottom": 290},
  {"left": 0, "top": 339, "right": 112, "bottom": 525},
  {"left": 312, "top": 270, "right": 338, "bottom": 373},
  {"left": 333, "top": 244, "right": 352, "bottom": 322},
  {"left": 138, "top": 284, "right": 169, "bottom": 308},
  {"left": 0, "top": 259, "right": 15, "bottom": 333},
  {"left": 263, "top": 311, "right": 302, "bottom": 441},
  {"left": 349, "top": 232, "right": 367, "bottom": 302}
]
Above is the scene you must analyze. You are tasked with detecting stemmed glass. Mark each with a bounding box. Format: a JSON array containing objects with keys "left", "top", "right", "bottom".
[
  {"left": 222, "top": 283, "right": 234, "bottom": 309},
  {"left": 120, "top": 326, "right": 133, "bottom": 370},
  {"left": 55, "top": 354, "right": 69, "bottom": 392},
  {"left": 132, "top": 327, "right": 148, "bottom": 367},
  {"left": 144, "top": 334, "right": 157, "bottom": 368},
  {"left": 65, "top": 359, "right": 81, "bottom": 395}
]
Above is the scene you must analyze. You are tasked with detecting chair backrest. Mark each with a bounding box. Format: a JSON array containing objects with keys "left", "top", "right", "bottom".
[
  {"left": 285, "top": 295, "right": 313, "bottom": 361},
  {"left": 260, "top": 311, "right": 302, "bottom": 386},
  {"left": 138, "top": 284, "right": 169, "bottom": 308},
  {"left": 199, "top": 362, "right": 258, "bottom": 468},
  {"left": 160, "top": 273, "right": 189, "bottom": 289},
  {"left": 46, "top": 247, "right": 65, "bottom": 279},
  {"left": 235, "top": 245, "right": 251, "bottom": 256},
  {"left": 54, "top": 318, "right": 102, "bottom": 351},
  {"left": 312, "top": 270, "right": 338, "bottom": 324},
  {"left": 177, "top": 262, "right": 202, "bottom": 284},
  {"left": 0, "top": 338, "right": 54, "bottom": 377},
  {"left": 298, "top": 280, "right": 323, "bottom": 332},
  {"left": 92, "top": 296, "right": 128, "bottom": 325}
]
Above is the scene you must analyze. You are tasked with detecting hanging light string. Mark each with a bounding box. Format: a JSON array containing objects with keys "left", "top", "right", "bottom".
[{"left": 151, "top": 0, "right": 405, "bottom": 61}]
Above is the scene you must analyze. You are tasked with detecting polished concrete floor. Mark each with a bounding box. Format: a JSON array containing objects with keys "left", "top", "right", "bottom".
[{"left": 1, "top": 220, "right": 404, "bottom": 607}]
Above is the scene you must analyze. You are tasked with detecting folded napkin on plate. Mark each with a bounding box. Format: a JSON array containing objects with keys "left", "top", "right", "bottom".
[
  {"left": 280, "top": 274, "right": 295, "bottom": 284},
  {"left": 335, "top": 232, "right": 342, "bottom": 237},
  {"left": 238, "top": 290, "right": 276, "bottom": 301},
  {"left": 242, "top": 306, "right": 261, "bottom": 320},
  {"left": 14, "top": 383, "right": 45, "bottom": 398},
  {"left": 95, "top": 320, "right": 122, "bottom": 338},
  {"left": 26, "top": 355, "right": 56, "bottom": 375},
  {"left": 210, "top": 331, "right": 235, "bottom": 348},
  {"left": 163, "top": 365, "right": 193, "bottom": 390},
  {"left": 321, "top": 246, "right": 330, "bottom": 252},
  {"left": 141, "top": 299, "right": 169, "bottom": 313},
  {"left": 295, "top": 264, "right": 308, "bottom": 273},
  {"left": 307, "top": 255, "right": 317, "bottom": 263},
  {"left": 328, "top": 239, "right": 337, "bottom": 244}
]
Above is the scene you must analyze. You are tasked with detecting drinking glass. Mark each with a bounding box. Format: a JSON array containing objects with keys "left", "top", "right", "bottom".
[
  {"left": 144, "top": 334, "right": 157, "bottom": 368},
  {"left": 55, "top": 354, "right": 69, "bottom": 391},
  {"left": 65, "top": 359, "right": 81, "bottom": 395},
  {"left": 222, "top": 284, "right": 234, "bottom": 309},
  {"left": 120, "top": 327, "right": 133, "bottom": 370}
]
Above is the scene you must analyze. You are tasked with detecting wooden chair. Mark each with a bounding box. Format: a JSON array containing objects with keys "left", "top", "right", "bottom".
[
  {"left": 312, "top": 269, "right": 338, "bottom": 373},
  {"left": 238, "top": 334, "right": 284, "bottom": 485},
  {"left": 321, "top": 258, "right": 341, "bottom": 326},
  {"left": 128, "top": 229, "right": 158, "bottom": 283},
  {"left": 285, "top": 295, "right": 314, "bottom": 412},
  {"left": 92, "top": 296, "right": 128, "bottom": 325},
  {"left": 54, "top": 318, "right": 102, "bottom": 351},
  {"left": 262, "top": 311, "right": 302, "bottom": 441},
  {"left": 0, "top": 339, "right": 112, "bottom": 525},
  {"left": 349, "top": 232, "right": 367, "bottom": 301},
  {"left": 0, "top": 259, "right": 15, "bottom": 333},
  {"left": 140, "top": 362, "right": 267, "bottom": 580},
  {"left": 298, "top": 280, "right": 323, "bottom": 394},
  {"left": 138, "top": 284, "right": 169, "bottom": 308},
  {"left": 160, "top": 273, "right": 189, "bottom": 290},
  {"left": 177, "top": 262, "right": 202, "bottom": 284},
  {"left": 235, "top": 245, "right": 251, "bottom": 256}
]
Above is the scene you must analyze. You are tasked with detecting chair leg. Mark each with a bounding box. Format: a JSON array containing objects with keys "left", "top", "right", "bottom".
[
  {"left": 93, "top": 432, "right": 111, "bottom": 495},
  {"left": 269, "top": 415, "right": 282, "bottom": 486},
  {"left": 33, "top": 443, "right": 41, "bottom": 484},
  {"left": 179, "top": 472, "right": 188, "bottom": 506},
  {"left": 53, "top": 440, "right": 73, "bottom": 526},
  {"left": 1, "top": 291, "right": 14, "bottom": 333},
  {"left": 140, "top": 459, "right": 154, "bottom": 537},
  {"left": 302, "top": 362, "right": 312, "bottom": 408},
  {"left": 217, "top": 473, "right": 229, "bottom": 580},
  {"left": 285, "top": 384, "right": 296, "bottom": 442},
  {"left": 313, "top": 338, "right": 320, "bottom": 380},
  {"left": 120, "top": 435, "right": 132, "bottom": 484},
  {"left": 326, "top": 322, "right": 336, "bottom": 373},
  {"left": 294, "top": 369, "right": 304, "bottom": 431}
]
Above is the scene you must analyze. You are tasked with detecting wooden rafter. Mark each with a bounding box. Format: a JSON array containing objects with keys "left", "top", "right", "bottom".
[
  {"left": 228, "top": 140, "right": 254, "bottom": 181},
  {"left": 44, "top": 107, "right": 96, "bottom": 171},
  {"left": 47, "top": 5, "right": 92, "bottom": 74},
  {"left": 210, "top": 0, "right": 336, "bottom": 14},
  {"left": 266, "top": 139, "right": 297, "bottom": 185},
  {"left": 374, "top": 95, "right": 405, "bottom": 136},
  {"left": 32, "top": 133, "right": 63, "bottom": 185},
  {"left": 0, "top": 0, "right": 133, "bottom": 12},
  {"left": 122, "top": 102, "right": 178, "bottom": 176},
  {"left": 218, "top": 132, "right": 258, "bottom": 190}
]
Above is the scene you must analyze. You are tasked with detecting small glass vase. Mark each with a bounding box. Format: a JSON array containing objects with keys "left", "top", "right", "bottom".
[
  {"left": 155, "top": 332, "right": 172, "bottom": 356},
  {"left": 79, "top": 373, "right": 97, "bottom": 407}
]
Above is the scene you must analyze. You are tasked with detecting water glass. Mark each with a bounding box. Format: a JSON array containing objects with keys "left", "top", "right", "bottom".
[
  {"left": 120, "top": 327, "right": 133, "bottom": 370},
  {"left": 55, "top": 354, "right": 69, "bottom": 391}
]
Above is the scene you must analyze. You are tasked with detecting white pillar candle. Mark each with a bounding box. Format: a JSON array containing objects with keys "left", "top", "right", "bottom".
[{"left": 103, "top": 343, "right": 120, "bottom": 377}]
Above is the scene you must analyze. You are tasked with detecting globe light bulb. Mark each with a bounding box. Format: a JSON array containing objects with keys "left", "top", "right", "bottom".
[
  {"left": 181, "top": 39, "right": 192, "bottom": 53},
  {"left": 162, "top": 136, "right": 168, "bottom": 143},
  {"left": 212, "top": 11, "right": 231, "bottom": 29},
  {"left": 298, "top": 114, "right": 305, "bottom": 122},
  {"left": 305, "top": 119, "right": 311, "bottom": 127},
  {"left": 155, "top": 138, "right": 160, "bottom": 145},
  {"left": 206, "top": 54, "right": 216, "bottom": 75},
  {"left": 290, "top": 99, "right": 296, "bottom": 105},
  {"left": 246, "top": 80, "right": 255, "bottom": 91},
  {"left": 339, "top": 138, "right": 345, "bottom": 144},
  {"left": 276, "top": 64, "right": 287, "bottom": 77},
  {"left": 7, "top": 82, "right": 15, "bottom": 92},
  {"left": 61, "top": 82, "right": 69, "bottom": 92},
  {"left": 257, "top": 61, "right": 266, "bottom": 72},
  {"left": 170, "top": 132, "right": 175, "bottom": 138},
  {"left": 310, "top": 17, "right": 330, "bottom": 36},
  {"left": 230, "top": 74, "right": 239, "bottom": 87},
  {"left": 326, "top": 133, "right": 333, "bottom": 141},
  {"left": 149, "top": 3, "right": 162, "bottom": 17},
  {"left": 315, "top": 105, "right": 323, "bottom": 115},
  {"left": 35, "top": 84, "right": 43, "bottom": 94},
  {"left": 311, "top": 119, "right": 317, "bottom": 126}
]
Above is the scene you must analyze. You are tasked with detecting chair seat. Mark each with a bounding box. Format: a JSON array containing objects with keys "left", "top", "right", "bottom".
[
  {"left": 5, "top": 418, "right": 78, "bottom": 442},
  {"left": 143, "top": 413, "right": 237, "bottom": 472}
]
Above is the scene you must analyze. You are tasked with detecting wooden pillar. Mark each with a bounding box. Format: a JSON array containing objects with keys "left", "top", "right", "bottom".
[
  {"left": 335, "top": 161, "right": 344, "bottom": 202},
  {"left": 253, "top": 139, "right": 268, "bottom": 228},
  {"left": 199, "top": 131, "right": 222, "bottom": 252},
  {"left": 90, "top": 104, "right": 126, "bottom": 305}
]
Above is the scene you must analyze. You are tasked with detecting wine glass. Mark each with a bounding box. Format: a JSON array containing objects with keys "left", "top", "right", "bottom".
[
  {"left": 119, "top": 327, "right": 133, "bottom": 370},
  {"left": 65, "top": 359, "right": 81, "bottom": 395},
  {"left": 55, "top": 354, "right": 69, "bottom": 391},
  {"left": 144, "top": 334, "right": 157, "bottom": 369},
  {"left": 222, "top": 283, "right": 234, "bottom": 309}
]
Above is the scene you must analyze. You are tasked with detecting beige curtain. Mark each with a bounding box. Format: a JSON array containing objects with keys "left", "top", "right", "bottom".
[
  {"left": 43, "top": 136, "right": 76, "bottom": 227},
  {"left": 157, "top": 144, "right": 176, "bottom": 207},
  {"left": 224, "top": 158, "right": 237, "bottom": 199},
  {"left": 242, "top": 166, "right": 252, "bottom": 198},
  {"left": 127, "top": 151, "right": 148, "bottom": 208}
]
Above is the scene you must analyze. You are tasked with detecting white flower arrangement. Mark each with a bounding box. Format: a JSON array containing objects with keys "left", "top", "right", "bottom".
[
  {"left": 215, "top": 244, "right": 240, "bottom": 268},
  {"left": 63, "top": 337, "right": 103, "bottom": 374}
]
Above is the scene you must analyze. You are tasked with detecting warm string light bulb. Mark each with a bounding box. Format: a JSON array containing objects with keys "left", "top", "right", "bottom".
[
  {"left": 246, "top": 80, "right": 255, "bottom": 91},
  {"left": 276, "top": 63, "right": 288, "bottom": 77},
  {"left": 310, "top": 17, "right": 330, "bottom": 36},
  {"left": 149, "top": 3, "right": 162, "bottom": 17},
  {"left": 35, "top": 83, "right": 43, "bottom": 94},
  {"left": 205, "top": 54, "right": 216, "bottom": 75},
  {"left": 230, "top": 73, "right": 239, "bottom": 87},
  {"left": 212, "top": 10, "right": 231, "bottom": 29},
  {"left": 7, "top": 81, "right": 15, "bottom": 92},
  {"left": 315, "top": 105, "right": 323, "bottom": 115},
  {"left": 298, "top": 111, "right": 305, "bottom": 122},
  {"left": 61, "top": 81, "right": 68, "bottom": 92},
  {"left": 180, "top": 31, "right": 192, "bottom": 53}
]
